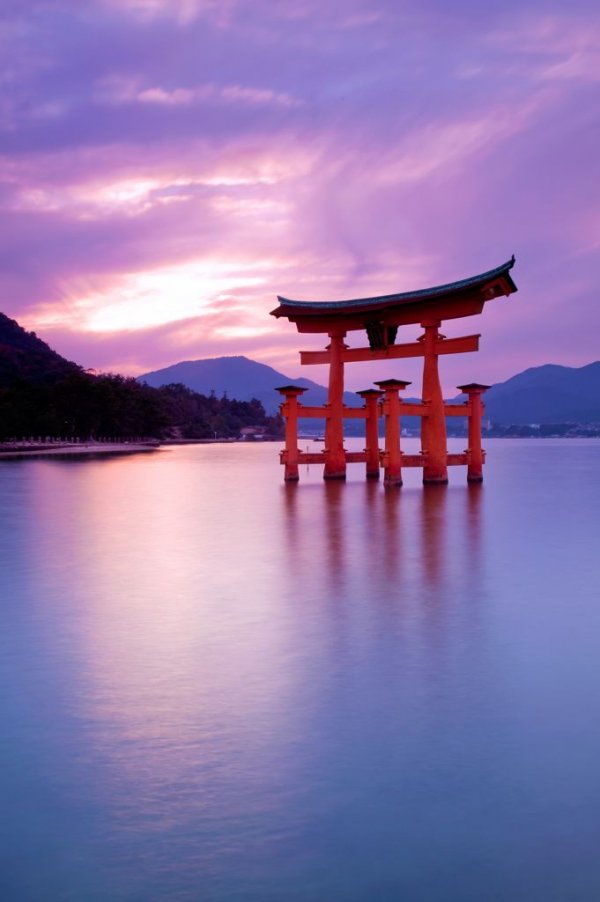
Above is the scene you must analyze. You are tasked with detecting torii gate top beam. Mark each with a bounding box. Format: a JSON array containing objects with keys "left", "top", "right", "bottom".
[{"left": 270, "top": 257, "right": 517, "bottom": 341}]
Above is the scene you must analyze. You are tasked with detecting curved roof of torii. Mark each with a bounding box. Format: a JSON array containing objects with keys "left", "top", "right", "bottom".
[{"left": 271, "top": 257, "right": 517, "bottom": 325}]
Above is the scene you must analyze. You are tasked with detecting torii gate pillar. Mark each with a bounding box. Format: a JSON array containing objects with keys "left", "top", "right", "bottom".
[
  {"left": 276, "top": 385, "right": 307, "bottom": 481},
  {"left": 421, "top": 321, "right": 448, "bottom": 484},
  {"left": 375, "top": 379, "right": 411, "bottom": 486},
  {"left": 324, "top": 330, "right": 347, "bottom": 480},
  {"left": 458, "top": 383, "right": 490, "bottom": 482},
  {"left": 357, "top": 389, "right": 383, "bottom": 479}
]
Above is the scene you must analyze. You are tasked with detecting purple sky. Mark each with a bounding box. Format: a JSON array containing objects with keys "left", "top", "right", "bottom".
[{"left": 1, "top": 0, "right": 598, "bottom": 392}]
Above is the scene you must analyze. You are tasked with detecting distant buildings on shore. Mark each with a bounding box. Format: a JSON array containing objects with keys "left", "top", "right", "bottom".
[
  {"left": 482, "top": 422, "right": 600, "bottom": 438},
  {"left": 299, "top": 421, "right": 600, "bottom": 440}
]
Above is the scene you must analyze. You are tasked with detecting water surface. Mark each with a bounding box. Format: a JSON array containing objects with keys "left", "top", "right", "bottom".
[{"left": 1, "top": 439, "right": 599, "bottom": 901}]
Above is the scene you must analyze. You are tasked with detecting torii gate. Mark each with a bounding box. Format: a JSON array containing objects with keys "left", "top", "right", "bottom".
[{"left": 270, "top": 257, "right": 517, "bottom": 485}]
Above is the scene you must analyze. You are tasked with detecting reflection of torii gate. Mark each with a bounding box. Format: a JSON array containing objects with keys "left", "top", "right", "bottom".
[{"left": 270, "top": 257, "right": 517, "bottom": 485}]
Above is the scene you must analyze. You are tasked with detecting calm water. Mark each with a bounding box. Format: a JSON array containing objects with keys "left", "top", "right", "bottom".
[{"left": 1, "top": 439, "right": 599, "bottom": 901}]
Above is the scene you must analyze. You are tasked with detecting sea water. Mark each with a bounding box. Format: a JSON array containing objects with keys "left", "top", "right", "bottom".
[{"left": 1, "top": 439, "right": 599, "bottom": 901}]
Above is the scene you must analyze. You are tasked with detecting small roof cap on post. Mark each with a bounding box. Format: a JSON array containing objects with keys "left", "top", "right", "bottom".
[
  {"left": 374, "top": 379, "right": 412, "bottom": 390},
  {"left": 457, "top": 382, "right": 491, "bottom": 392},
  {"left": 356, "top": 388, "right": 384, "bottom": 397},
  {"left": 275, "top": 384, "right": 308, "bottom": 395}
]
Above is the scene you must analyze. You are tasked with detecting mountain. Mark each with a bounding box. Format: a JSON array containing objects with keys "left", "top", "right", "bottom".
[
  {"left": 138, "top": 355, "right": 363, "bottom": 415},
  {"left": 141, "top": 355, "right": 600, "bottom": 426},
  {"left": 0, "top": 312, "right": 80, "bottom": 385},
  {"left": 479, "top": 361, "right": 600, "bottom": 424}
]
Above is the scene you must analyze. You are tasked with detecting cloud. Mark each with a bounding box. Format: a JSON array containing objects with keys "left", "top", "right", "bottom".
[
  {"left": 488, "top": 14, "right": 600, "bottom": 84},
  {"left": 0, "top": 0, "right": 598, "bottom": 387},
  {"left": 99, "top": 0, "right": 236, "bottom": 26},
  {"left": 97, "top": 76, "right": 301, "bottom": 109}
]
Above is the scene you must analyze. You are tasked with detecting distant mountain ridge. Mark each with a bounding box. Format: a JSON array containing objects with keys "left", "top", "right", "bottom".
[
  {"left": 140, "top": 355, "right": 600, "bottom": 425},
  {"left": 480, "top": 361, "right": 600, "bottom": 424},
  {"left": 138, "top": 356, "right": 363, "bottom": 415}
]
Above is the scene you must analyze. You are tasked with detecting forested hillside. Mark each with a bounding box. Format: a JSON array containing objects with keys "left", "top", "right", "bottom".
[{"left": 0, "top": 315, "right": 283, "bottom": 441}]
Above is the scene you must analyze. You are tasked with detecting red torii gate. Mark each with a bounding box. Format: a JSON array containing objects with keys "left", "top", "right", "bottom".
[{"left": 270, "top": 257, "right": 517, "bottom": 485}]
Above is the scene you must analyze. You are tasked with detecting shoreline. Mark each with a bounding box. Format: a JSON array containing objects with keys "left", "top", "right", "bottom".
[
  {"left": 0, "top": 437, "right": 282, "bottom": 458},
  {"left": 0, "top": 441, "right": 162, "bottom": 459},
  {"left": 3, "top": 433, "right": 593, "bottom": 461}
]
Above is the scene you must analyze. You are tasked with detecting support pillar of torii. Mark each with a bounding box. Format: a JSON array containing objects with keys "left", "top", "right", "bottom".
[{"left": 324, "top": 331, "right": 347, "bottom": 479}]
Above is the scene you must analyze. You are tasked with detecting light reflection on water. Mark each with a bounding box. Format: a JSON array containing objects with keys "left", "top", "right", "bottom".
[{"left": 1, "top": 439, "right": 600, "bottom": 901}]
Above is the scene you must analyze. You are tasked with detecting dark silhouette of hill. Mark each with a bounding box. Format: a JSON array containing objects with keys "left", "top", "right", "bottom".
[
  {"left": 0, "top": 312, "right": 80, "bottom": 385},
  {"left": 0, "top": 318, "right": 282, "bottom": 440},
  {"left": 138, "top": 355, "right": 362, "bottom": 415},
  {"left": 471, "top": 361, "right": 600, "bottom": 424}
]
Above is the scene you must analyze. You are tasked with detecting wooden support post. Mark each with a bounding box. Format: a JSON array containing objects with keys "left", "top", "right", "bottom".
[
  {"left": 276, "top": 385, "right": 307, "bottom": 481},
  {"left": 457, "top": 383, "right": 490, "bottom": 482},
  {"left": 324, "top": 331, "right": 347, "bottom": 480},
  {"left": 357, "top": 389, "right": 383, "bottom": 479},
  {"left": 420, "top": 321, "right": 448, "bottom": 484},
  {"left": 375, "top": 379, "right": 411, "bottom": 486}
]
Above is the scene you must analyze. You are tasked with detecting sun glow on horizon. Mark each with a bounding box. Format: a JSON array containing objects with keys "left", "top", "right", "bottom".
[
  {"left": 28, "top": 260, "right": 273, "bottom": 334},
  {"left": 85, "top": 264, "right": 267, "bottom": 333}
]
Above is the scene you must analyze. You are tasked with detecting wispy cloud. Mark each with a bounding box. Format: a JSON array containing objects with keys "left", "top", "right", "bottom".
[
  {"left": 488, "top": 14, "right": 600, "bottom": 83},
  {"left": 97, "top": 76, "right": 301, "bottom": 109},
  {"left": 100, "top": 0, "right": 236, "bottom": 26}
]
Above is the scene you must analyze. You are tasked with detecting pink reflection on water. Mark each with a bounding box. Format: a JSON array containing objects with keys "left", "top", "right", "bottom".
[{"left": 18, "top": 443, "right": 485, "bottom": 843}]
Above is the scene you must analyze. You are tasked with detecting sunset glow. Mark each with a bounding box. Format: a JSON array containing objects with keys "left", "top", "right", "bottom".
[
  {"left": 82, "top": 263, "right": 267, "bottom": 333},
  {"left": 1, "top": 1, "right": 598, "bottom": 389}
]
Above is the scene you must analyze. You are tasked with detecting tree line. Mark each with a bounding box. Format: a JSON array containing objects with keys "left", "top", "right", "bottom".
[{"left": 0, "top": 371, "right": 283, "bottom": 441}]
